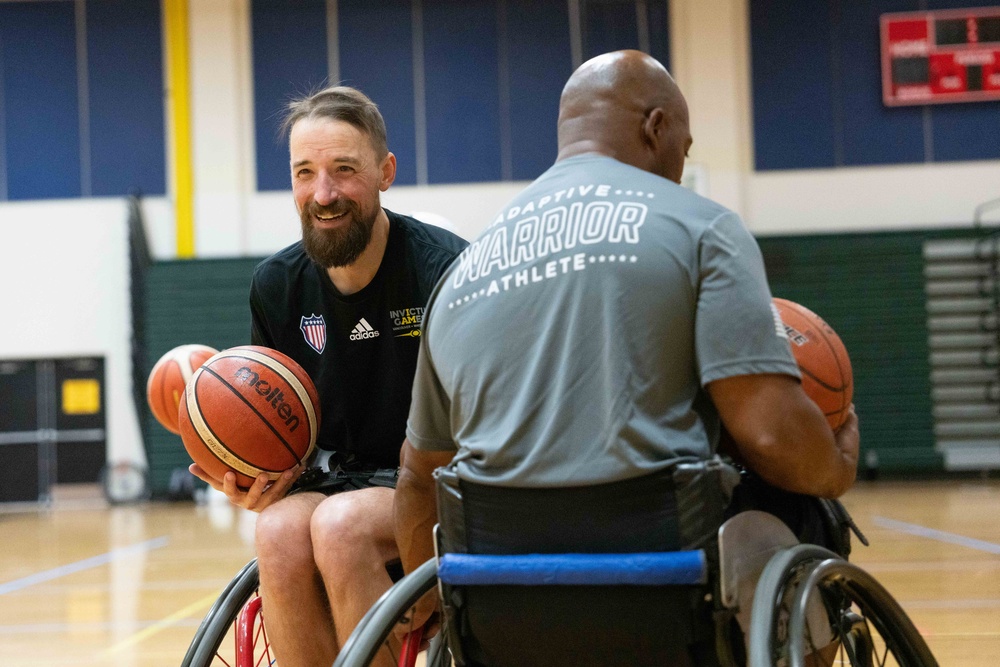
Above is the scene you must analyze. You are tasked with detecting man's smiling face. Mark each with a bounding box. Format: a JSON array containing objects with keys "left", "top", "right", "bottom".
[{"left": 290, "top": 117, "right": 389, "bottom": 268}]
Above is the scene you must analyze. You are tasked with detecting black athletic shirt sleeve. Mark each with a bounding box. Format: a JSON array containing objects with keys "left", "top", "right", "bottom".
[{"left": 247, "top": 210, "right": 468, "bottom": 468}]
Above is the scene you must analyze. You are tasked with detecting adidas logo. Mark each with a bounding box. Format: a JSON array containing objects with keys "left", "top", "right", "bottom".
[{"left": 349, "top": 317, "right": 380, "bottom": 341}]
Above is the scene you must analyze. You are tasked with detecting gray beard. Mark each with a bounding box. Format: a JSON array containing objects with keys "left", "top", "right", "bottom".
[{"left": 300, "top": 201, "right": 378, "bottom": 268}]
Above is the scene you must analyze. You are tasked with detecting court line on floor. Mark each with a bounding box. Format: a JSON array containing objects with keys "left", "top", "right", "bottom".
[
  {"left": 872, "top": 516, "right": 1000, "bottom": 555},
  {"left": 0, "top": 617, "right": 202, "bottom": 634},
  {"left": 97, "top": 590, "right": 219, "bottom": 656},
  {"left": 5, "top": 576, "right": 238, "bottom": 595},
  {"left": 902, "top": 598, "right": 1000, "bottom": 609},
  {"left": 857, "top": 559, "right": 1000, "bottom": 572},
  {"left": 0, "top": 536, "right": 169, "bottom": 595}
]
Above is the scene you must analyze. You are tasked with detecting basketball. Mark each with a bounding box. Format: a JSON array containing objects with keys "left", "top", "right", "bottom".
[
  {"left": 177, "top": 345, "right": 320, "bottom": 488},
  {"left": 147, "top": 344, "right": 219, "bottom": 434},
  {"left": 772, "top": 298, "right": 853, "bottom": 432}
]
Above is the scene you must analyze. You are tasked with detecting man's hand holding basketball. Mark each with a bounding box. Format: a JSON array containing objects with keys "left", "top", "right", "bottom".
[
  {"left": 833, "top": 405, "right": 860, "bottom": 469},
  {"left": 188, "top": 463, "right": 301, "bottom": 512}
]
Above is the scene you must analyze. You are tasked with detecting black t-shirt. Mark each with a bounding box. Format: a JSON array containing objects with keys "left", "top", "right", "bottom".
[{"left": 249, "top": 210, "right": 467, "bottom": 468}]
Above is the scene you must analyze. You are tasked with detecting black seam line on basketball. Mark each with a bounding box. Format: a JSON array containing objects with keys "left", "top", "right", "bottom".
[
  {"left": 200, "top": 365, "right": 303, "bottom": 468},
  {"left": 212, "top": 350, "right": 317, "bottom": 454},
  {"left": 211, "top": 352, "right": 316, "bottom": 434},
  {"left": 189, "top": 374, "right": 284, "bottom": 474},
  {"left": 799, "top": 366, "right": 847, "bottom": 393},
  {"left": 802, "top": 318, "right": 851, "bottom": 414}
]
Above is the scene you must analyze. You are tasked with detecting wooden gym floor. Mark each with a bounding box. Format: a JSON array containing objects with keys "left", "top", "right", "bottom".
[{"left": 1, "top": 479, "right": 998, "bottom": 666}]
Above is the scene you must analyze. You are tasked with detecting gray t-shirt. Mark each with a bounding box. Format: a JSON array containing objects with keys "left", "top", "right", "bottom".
[{"left": 407, "top": 154, "right": 799, "bottom": 487}]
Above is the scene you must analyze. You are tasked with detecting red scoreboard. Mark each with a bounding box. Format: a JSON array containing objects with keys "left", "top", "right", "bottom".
[{"left": 881, "top": 7, "right": 1000, "bottom": 106}]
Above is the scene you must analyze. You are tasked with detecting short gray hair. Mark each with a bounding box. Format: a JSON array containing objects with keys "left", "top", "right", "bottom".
[{"left": 281, "top": 86, "right": 388, "bottom": 158}]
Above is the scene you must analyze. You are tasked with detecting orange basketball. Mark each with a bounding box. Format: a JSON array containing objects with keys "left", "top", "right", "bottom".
[
  {"left": 773, "top": 298, "right": 853, "bottom": 432},
  {"left": 177, "top": 345, "right": 320, "bottom": 488},
  {"left": 147, "top": 344, "right": 219, "bottom": 434}
]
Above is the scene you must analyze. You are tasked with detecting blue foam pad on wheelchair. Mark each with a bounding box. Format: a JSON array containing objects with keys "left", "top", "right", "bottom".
[{"left": 437, "top": 550, "right": 707, "bottom": 586}]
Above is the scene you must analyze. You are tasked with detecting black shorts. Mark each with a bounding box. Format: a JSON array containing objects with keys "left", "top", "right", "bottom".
[
  {"left": 289, "top": 466, "right": 399, "bottom": 496},
  {"left": 723, "top": 470, "right": 859, "bottom": 559}
]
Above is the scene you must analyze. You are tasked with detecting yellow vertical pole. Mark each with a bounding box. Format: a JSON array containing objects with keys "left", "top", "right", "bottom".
[{"left": 164, "top": 0, "right": 195, "bottom": 258}]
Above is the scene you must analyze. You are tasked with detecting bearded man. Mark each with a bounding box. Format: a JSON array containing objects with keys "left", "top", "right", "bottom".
[{"left": 189, "top": 86, "right": 466, "bottom": 667}]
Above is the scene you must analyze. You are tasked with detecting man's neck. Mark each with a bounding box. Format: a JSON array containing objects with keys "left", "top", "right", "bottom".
[{"left": 325, "top": 209, "right": 391, "bottom": 296}]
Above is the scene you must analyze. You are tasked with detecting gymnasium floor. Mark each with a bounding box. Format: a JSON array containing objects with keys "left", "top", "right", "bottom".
[{"left": 1, "top": 479, "right": 998, "bottom": 666}]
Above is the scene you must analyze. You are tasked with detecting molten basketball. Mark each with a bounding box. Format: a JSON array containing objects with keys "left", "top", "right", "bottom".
[
  {"left": 147, "top": 344, "right": 219, "bottom": 434},
  {"left": 177, "top": 345, "right": 320, "bottom": 488},
  {"left": 773, "top": 298, "right": 853, "bottom": 432}
]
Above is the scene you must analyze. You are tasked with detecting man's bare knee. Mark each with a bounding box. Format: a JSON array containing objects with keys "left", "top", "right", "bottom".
[
  {"left": 310, "top": 489, "right": 396, "bottom": 575},
  {"left": 256, "top": 493, "right": 323, "bottom": 573}
]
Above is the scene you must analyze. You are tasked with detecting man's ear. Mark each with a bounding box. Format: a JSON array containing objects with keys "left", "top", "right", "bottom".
[
  {"left": 380, "top": 152, "right": 397, "bottom": 191},
  {"left": 642, "top": 108, "right": 665, "bottom": 148}
]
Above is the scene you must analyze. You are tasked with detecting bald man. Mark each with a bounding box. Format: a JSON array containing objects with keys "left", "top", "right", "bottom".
[{"left": 394, "top": 50, "right": 859, "bottom": 653}]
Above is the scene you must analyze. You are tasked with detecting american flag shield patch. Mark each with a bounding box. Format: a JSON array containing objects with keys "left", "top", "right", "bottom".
[{"left": 300, "top": 314, "right": 327, "bottom": 353}]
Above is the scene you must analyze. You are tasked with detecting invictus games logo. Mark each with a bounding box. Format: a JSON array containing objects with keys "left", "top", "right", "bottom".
[
  {"left": 390, "top": 306, "right": 424, "bottom": 337},
  {"left": 233, "top": 367, "right": 301, "bottom": 432}
]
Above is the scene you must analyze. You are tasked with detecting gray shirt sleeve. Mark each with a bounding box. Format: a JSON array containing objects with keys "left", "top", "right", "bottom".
[
  {"left": 695, "top": 212, "right": 800, "bottom": 386},
  {"left": 406, "top": 299, "right": 458, "bottom": 452}
]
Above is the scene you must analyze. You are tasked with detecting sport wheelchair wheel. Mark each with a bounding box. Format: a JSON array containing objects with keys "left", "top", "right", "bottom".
[
  {"left": 334, "top": 558, "right": 450, "bottom": 667},
  {"left": 747, "top": 545, "right": 937, "bottom": 667},
  {"left": 181, "top": 558, "right": 273, "bottom": 667}
]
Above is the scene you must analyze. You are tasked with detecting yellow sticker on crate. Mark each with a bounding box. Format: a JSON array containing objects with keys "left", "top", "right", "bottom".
[{"left": 62, "top": 379, "right": 101, "bottom": 414}]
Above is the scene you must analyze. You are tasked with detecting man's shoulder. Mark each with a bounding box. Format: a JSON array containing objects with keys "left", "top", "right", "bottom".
[
  {"left": 252, "top": 241, "right": 311, "bottom": 288},
  {"left": 387, "top": 210, "right": 469, "bottom": 259}
]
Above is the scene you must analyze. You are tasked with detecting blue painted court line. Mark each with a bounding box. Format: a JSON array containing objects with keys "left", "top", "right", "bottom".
[
  {"left": 873, "top": 517, "right": 1000, "bottom": 555},
  {"left": 0, "top": 536, "right": 169, "bottom": 595}
]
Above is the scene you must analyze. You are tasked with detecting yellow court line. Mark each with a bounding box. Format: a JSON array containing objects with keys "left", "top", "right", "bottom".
[{"left": 98, "top": 591, "right": 218, "bottom": 656}]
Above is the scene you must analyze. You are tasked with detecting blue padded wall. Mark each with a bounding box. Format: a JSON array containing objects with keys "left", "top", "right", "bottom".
[
  {"left": 583, "top": 0, "right": 640, "bottom": 61},
  {"left": 339, "top": 0, "right": 417, "bottom": 185},
  {"left": 251, "top": 0, "right": 672, "bottom": 189},
  {"left": 751, "top": 0, "right": 837, "bottom": 170},
  {"left": 252, "top": 0, "right": 329, "bottom": 192},
  {"left": 87, "top": 0, "right": 165, "bottom": 197},
  {"left": 583, "top": 0, "right": 670, "bottom": 66},
  {"left": 423, "top": 0, "right": 504, "bottom": 184},
  {"left": 1, "top": 2, "right": 81, "bottom": 200},
  {"left": 646, "top": 0, "right": 671, "bottom": 71},
  {"left": 751, "top": 0, "right": 1000, "bottom": 170},
  {"left": 837, "top": 0, "right": 925, "bottom": 166},
  {"left": 931, "top": 103, "right": 1000, "bottom": 162},
  {"left": 506, "top": 0, "right": 574, "bottom": 181},
  {"left": 0, "top": 0, "right": 163, "bottom": 202}
]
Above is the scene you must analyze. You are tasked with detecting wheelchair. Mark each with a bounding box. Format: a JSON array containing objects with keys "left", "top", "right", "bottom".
[
  {"left": 333, "top": 462, "right": 939, "bottom": 667},
  {"left": 179, "top": 558, "right": 272, "bottom": 667},
  {"left": 180, "top": 467, "right": 399, "bottom": 667}
]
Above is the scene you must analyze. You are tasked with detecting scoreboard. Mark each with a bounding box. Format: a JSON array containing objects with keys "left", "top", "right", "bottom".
[{"left": 881, "top": 7, "right": 1000, "bottom": 106}]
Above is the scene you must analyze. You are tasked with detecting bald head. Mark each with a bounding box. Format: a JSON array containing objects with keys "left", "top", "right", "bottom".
[{"left": 557, "top": 50, "right": 691, "bottom": 183}]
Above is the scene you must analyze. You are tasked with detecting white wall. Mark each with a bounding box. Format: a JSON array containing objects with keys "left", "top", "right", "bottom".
[
  {"left": 0, "top": 198, "right": 150, "bottom": 467},
  {"left": 3, "top": 0, "right": 999, "bottom": 471}
]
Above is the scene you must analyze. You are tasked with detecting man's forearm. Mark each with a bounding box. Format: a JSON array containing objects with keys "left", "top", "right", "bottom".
[{"left": 394, "top": 440, "right": 452, "bottom": 574}]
